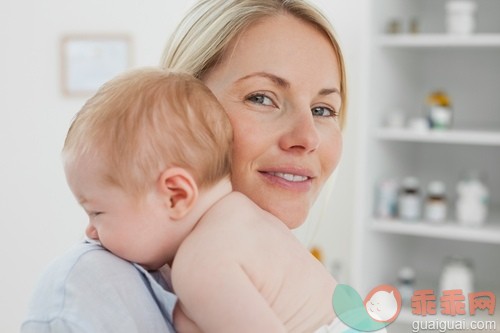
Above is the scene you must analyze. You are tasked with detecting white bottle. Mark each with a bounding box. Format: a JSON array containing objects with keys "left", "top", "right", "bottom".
[
  {"left": 440, "top": 257, "right": 474, "bottom": 297},
  {"left": 456, "top": 173, "right": 489, "bottom": 227},
  {"left": 446, "top": 0, "right": 477, "bottom": 35}
]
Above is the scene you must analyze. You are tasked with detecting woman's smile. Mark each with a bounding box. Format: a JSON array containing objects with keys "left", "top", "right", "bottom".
[{"left": 258, "top": 166, "right": 314, "bottom": 191}]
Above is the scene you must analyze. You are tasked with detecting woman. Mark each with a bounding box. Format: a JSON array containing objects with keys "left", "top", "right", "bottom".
[
  {"left": 22, "top": 0, "right": 347, "bottom": 332},
  {"left": 162, "top": 0, "right": 346, "bottom": 230},
  {"left": 163, "top": 1, "right": 347, "bottom": 330}
]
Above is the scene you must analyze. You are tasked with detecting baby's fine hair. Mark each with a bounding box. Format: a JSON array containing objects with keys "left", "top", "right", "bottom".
[{"left": 63, "top": 68, "right": 232, "bottom": 196}]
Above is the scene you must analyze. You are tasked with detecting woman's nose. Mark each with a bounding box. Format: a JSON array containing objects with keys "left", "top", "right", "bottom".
[
  {"left": 279, "top": 108, "right": 320, "bottom": 153},
  {"left": 85, "top": 224, "right": 99, "bottom": 240}
]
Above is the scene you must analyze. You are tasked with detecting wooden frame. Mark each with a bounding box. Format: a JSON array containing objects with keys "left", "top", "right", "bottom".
[{"left": 60, "top": 34, "right": 132, "bottom": 97}]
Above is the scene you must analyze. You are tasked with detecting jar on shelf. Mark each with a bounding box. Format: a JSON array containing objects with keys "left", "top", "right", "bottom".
[
  {"left": 425, "top": 181, "right": 447, "bottom": 223},
  {"left": 397, "top": 267, "right": 416, "bottom": 306},
  {"left": 408, "top": 117, "right": 429, "bottom": 132},
  {"left": 426, "top": 90, "right": 453, "bottom": 130},
  {"left": 409, "top": 17, "right": 420, "bottom": 34},
  {"left": 398, "top": 177, "right": 422, "bottom": 221},
  {"left": 376, "top": 178, "right": 399, "bottom": 218},
  {"left": 384, "top": 109, "right": 405, "bottom": 128},
  {"left": 446, "top": 0, "right": 477, "bottom": 35},
  {"left": 386, "top": 19, "right": 403, "bottom": 34},
  {"left": 456, "top": 171, "right": 489, "bottom": 227},
  {"left": 440, "top": 256, "right": 474, "bottom": 297}
]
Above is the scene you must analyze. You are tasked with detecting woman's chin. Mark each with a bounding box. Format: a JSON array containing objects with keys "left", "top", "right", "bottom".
[
  {"left": 263, "top": 201, "right": 310, "bottom": 230},
  {"left": 284, "top": 218, "right": 307, "bottom": 230}
]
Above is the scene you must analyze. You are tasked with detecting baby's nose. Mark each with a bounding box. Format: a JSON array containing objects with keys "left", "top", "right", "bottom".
[{"left": 85, "top": 224, "right": 99, "bottom": 240}]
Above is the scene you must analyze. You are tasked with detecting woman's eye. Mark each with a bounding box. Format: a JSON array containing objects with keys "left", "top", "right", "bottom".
[
  {"left": 246, "top": 93, "right": 274, "bottom": 106},
  {"left": 90, "top": 212, "right": 103, "bottom": 218},
  {"left": 311, "top": 106, "right": 336, "bottom": 118}
]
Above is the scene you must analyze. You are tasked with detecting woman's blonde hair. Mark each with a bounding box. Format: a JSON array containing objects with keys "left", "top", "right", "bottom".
[
  {"left": 63, "top": 68, "right": 232, "bottom": 196},
  {"left": 161, "top": 0, "right": 347, "bottom": 127}
]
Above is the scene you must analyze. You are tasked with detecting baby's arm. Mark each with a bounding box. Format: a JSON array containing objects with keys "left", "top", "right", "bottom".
[{"left": 172, "top": 252, "right": 286, "bottom": 333}]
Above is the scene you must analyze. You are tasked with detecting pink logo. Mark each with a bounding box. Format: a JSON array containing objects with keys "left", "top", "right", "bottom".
[{"left": 364, "top": 284, "right": 402, "bottom": 323}]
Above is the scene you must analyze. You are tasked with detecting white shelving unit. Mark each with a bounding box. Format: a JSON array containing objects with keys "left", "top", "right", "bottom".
[
  {"left": 378, "top": 33, "right": 500, "bottom": 47},
  {"left": 375, "top": 128, "right": 500, "bottom": 146},
  {"left": 371, "top": 218, "right": 500, "bottom": 245},
  {"left": 352, "top": 1, "right": 500, "bottom": 332}
]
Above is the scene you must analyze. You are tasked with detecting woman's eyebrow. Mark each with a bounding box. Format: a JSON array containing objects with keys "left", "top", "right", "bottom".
[
  {"left": 318, "top": 88, "right": 340, "bottom": 96},
  {"left": 235, "top": 72, "right": 290, "bottom": 89},
  {"left": 235, "top": 72, "right": 339, "bottom": 96}
]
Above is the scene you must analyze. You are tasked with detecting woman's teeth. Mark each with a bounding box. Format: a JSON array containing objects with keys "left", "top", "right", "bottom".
[{"left": 270, "top": 172, "right": 308, "bottom": 182}]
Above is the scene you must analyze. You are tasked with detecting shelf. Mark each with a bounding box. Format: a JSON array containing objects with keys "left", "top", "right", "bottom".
[
  {"left": 375, "top": 128, "right": 500, "bottom": 146},
  {"left": 371, "top": 218, "right": 500, "bottom": 244},
  {"left": 378, "top": 34, "right": 500, "bottom": 48}
]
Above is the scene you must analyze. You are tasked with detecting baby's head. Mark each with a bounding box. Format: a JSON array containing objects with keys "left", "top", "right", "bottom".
[
  {"left": 63, "top": 68, "right": 232, "bottom": 197},
  {"left": 62, "top": 69, "right": 233, "bottom": 268}
]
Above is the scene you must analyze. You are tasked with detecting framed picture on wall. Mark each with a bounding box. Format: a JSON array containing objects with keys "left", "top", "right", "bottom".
[{"left": 60, "top": 34, "right": 132, "bottom": 97}]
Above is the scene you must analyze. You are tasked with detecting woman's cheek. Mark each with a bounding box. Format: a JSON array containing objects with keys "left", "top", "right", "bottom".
[
  {"left": 322, "top": 128, "right": 343, "bottom": 176},
  {"left": 225, "top": 105, "right": 263, "bottom": 158}
]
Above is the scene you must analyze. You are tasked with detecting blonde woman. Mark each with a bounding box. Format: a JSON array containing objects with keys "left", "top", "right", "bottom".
[
  {"left": 162, "top": 0, "right": 346, "bottom": 230},
  {"left": 162, "top": 1, "right": 350, "bottom": 332}
]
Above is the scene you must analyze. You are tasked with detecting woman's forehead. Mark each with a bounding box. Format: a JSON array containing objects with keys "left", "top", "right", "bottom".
[{"left": 211, "top": 14, "right": 340, "bottom": 88}]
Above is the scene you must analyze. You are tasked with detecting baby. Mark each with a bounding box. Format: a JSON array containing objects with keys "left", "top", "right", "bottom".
[{"left": 24, "top": 68, "right": 348, "bottom": 333}]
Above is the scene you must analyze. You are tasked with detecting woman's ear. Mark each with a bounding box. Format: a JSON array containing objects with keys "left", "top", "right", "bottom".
[{"left": 157, "top": 167, "right": 198, "bottom": 220}]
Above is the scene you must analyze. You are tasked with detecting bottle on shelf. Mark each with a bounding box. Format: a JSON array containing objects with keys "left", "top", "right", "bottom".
[
  {"left": 397, "top": 266, "right": 416, "bottom": 307},
  {"left": 440, "top": 256, "right": 474, "bottom": 297},
  {"left": 446, "top": 0, "right": 477, "bottom": 35},
  {"left": 426, "top": 90, "right": 453, "bottom": 130},
  {"left": 456, "top": 171, "right": 489, "bottom": 227},
  {"left": 425, "top": 181, "right": 448, "bottom": 224},
  {"left": 376, "top": 178, "right": 399, "bottom": 219},
  {"left": 398, "top": 177, "right": 422, "bottom": 221}
]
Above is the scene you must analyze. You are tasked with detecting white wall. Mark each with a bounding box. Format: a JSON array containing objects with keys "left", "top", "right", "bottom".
[{"left": 1, "top": 1, "right": 364, "bottom": 331}]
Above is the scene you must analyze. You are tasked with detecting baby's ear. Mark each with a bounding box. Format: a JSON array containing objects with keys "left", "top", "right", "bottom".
[{"left": 157, "top": 167, "right": 198, "bottom": 220}]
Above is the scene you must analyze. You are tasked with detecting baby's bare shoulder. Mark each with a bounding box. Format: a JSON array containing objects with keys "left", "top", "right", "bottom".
[
  {"left": 174, "top": 193, "right": 288, "bottom": 268},
  {"left": 200, "top": 192, "right": 283, "bottom": 232}
]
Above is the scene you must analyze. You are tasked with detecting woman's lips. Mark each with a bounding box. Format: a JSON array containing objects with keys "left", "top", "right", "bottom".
[{"left": 258, "top": 169, "right": 314, "bottom": 191}]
